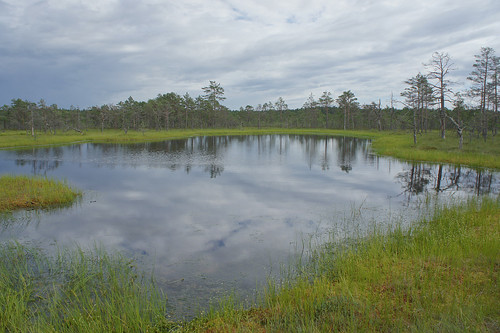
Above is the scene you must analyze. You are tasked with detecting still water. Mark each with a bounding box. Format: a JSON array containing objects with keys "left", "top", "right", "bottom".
[{"left": 0, "top": 135, "right": 498, "bottom": 317}]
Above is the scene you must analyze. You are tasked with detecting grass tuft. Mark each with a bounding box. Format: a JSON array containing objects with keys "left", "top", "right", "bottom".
[
  {"left": 0, "top": 175, "right": 81, "bottom": 213},
  {"left": 0, "top": 243, "right": 171, "bottom": 332}
]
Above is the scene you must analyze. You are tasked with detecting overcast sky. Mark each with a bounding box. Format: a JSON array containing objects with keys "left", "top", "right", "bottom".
[{"left": 1, "top": 0, "right": 499, "bottom": 110}]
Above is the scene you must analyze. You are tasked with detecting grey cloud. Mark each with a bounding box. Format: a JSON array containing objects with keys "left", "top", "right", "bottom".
[{"left": 0, "top": 0, "right": 499, "bottom": 109}]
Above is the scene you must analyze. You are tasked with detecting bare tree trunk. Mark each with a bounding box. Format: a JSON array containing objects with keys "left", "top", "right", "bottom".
[
  {"left": 440, "top": 89, "right": 446, "bottom": 139},
  {"left": 325, "top": 107, "right": 328, "bottom": 129},
  {"left": 413, "top": 108, "right": 417, "bottom": 145},
  {"left": 446, "top": 114, "right": 464, "bottom": 150},
  {"left": 343, "top": 106, "right": 347, "bottom": 130},
  {"left": 30, "top": 106, "right": 35, "bottom": 138},
  {"left": 459, "top": 128, "right": 463, "bottom": 149}
]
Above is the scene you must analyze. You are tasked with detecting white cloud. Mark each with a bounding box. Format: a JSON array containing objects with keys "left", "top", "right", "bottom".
[{"left": 0, "top": 0, "right": 499, "bottom": 109}]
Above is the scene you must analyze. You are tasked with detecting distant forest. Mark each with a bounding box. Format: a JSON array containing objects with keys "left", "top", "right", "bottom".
[{"left": 1, "top": 47, "right": 498, "bottom": 143}]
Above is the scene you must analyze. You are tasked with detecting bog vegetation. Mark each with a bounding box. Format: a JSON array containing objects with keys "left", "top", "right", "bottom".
[
  {"left": 0, "top": 243, "right": 169, "bottom": 332},
  {"left": 0, "top": 175, "right": 80, "bottom": 213}
]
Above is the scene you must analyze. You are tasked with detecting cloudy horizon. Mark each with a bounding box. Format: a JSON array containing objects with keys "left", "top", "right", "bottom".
[{"left": 0, "top": 0, "right": 499, "bottom": 110}]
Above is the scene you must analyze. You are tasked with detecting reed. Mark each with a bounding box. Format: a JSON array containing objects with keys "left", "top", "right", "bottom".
[
  {"left": 0, "top": 175, "right": 81, "bottom": 213},
  {"left": 0, "top": 243, "right": 171, "bottom": 332}
]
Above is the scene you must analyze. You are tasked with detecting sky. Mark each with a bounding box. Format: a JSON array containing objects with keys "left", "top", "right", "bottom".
[{"left": 0, "top": 0, "right": 499, "bottom": 110}]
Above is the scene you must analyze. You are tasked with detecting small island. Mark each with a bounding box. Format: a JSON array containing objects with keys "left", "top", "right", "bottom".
[{"left": 0, "top": 175, "right": 80, "bottom": 213}]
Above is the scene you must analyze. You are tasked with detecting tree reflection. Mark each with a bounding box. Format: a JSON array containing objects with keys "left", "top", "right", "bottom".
[
  {"left": 320, "top": 138, "right": 330, "bottom": 171},
  {"left": 3, "top": 136, "right": 498, "bottom": 193},
  {"left": 397, "top": 164, "right": 432, "bottom": 196},
  {"left": 397, "top": 163, "right": 498, "bottom": 201},
  {"left": 435, "top": 164, "right": 443, "bottom": 192},
  {"left": 15, "top": 159, "right": 61, "bottom": 176},
  {"left": 204, "top": 163, "right": 224, "bottom": 178},
  {"left": 337, "top": 137, "right": 359, "bottom": 173},
  {"left": 13, "top": 147, "right": 64, "bottom": 175},
  {"left": 303, "top": 136, "right": 319, "bottom": 170}
]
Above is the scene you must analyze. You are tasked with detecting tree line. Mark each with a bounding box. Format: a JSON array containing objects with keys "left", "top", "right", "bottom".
[
  {"left": 1, "top": 47, "right": 498, "bottom": 146},
  {"left": 402, "top": 47, "right": 498, "bottom": 146}
]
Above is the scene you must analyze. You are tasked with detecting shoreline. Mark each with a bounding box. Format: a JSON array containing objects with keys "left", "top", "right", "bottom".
[{"left": 1, "top": 129, "right": 498, "bottom": 169}]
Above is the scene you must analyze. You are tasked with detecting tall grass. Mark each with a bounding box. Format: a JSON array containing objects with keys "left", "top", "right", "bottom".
[
  {"left": 0, "top": 175, "right": 81, "bottom": 213},
  {"left": 0, "top": 243, "right": 171, "bottom": 332},
  {"left": 181, "top": 197, "right": 499, "bottom": 332}
]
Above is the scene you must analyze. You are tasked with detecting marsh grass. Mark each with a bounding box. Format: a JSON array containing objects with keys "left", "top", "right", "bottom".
[
  {"left": 180, "top": 197, "right": 499, "bottom": 332},
  {"left": 0, "top": 129, "right": 374, "bottom": 149},
  {"left": 0, "top": 175, "right": 81, "bottom": 213},
  {"left": 0, "top": 243, "right": 171, "bottom": 332},
  {"left": 371, "top": 130, "right": 500, "bottom": 169}
]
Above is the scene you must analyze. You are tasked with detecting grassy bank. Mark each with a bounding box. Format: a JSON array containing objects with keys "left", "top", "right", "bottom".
[
  {"left": 0, "top": 128, "right": 373, "bottom": 148},
  {"left": 371, "top": 131, "right": 500, "bottom": 169},
  {"left": 180, "top": 197, "right": 499, "bottom": 332},
  {"left": 0, "top": 243, "right": 169, "bottom": 332},
  {"left": 0, "top": 197, "right": 497, "bottom": 331},
  {"left": 1, "top": 129, "right": 498, "bottom": 169},
  {"left": 0, "top": 175, "right": 81, "bottom": 213}
]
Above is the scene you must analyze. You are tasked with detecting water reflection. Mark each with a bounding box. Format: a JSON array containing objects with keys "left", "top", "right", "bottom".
[
  {"left": 396, "top": 163, "right": 497, "bottom": 204},
  {"left": 11, "top": 147, "right": 64, "bottom": 175},
  {"left": 0, "top": 135, "right": 498, "bottom": 319}
]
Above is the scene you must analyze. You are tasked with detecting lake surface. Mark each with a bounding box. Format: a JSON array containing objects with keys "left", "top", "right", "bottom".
[{"left": 0, "top": 135, "right": 498, "bottom": 318}]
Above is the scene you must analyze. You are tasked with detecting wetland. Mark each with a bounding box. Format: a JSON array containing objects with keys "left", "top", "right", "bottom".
[{"left": 0, "top": 134, "right": 498, "bottom": 319}]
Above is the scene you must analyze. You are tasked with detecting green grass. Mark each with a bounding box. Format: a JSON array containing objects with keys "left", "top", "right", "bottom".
[
  {"left": 0, "top": 128, "right": 374, "bottom": 148},
  {"left": 0, "top": 175, "right": 81, "bottom": 213},
  {"left": 1, "top": 128, "right": 498, "bottom": 168},
  {"left": 371, "top": 131, "right": 500, "bottom": 169},
  {"left": 180, "top": 197, "right": 499, "bottom": 332},
  {"left": 0, "top": 243, "right": 171, "bottom": 332},
  {"left": 1, "top": 196, "right": 497, "bottom": 331}
]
